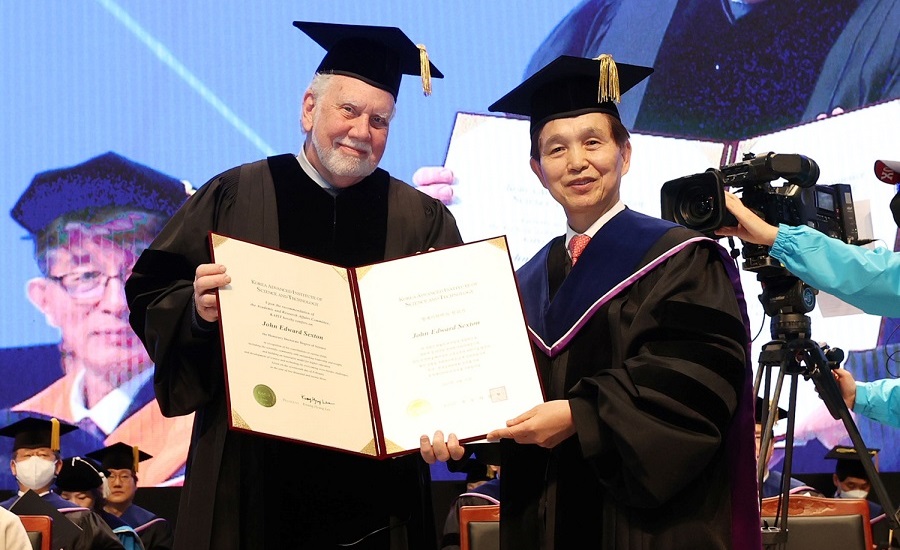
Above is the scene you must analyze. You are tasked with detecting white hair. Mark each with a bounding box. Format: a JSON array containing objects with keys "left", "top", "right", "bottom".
[{"left": 300, "top": 73, "right": 397, "bottom": 135}]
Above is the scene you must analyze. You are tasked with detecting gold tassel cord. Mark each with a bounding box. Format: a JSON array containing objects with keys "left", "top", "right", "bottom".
[
  {"left": 596, "top": 53, "right": 621, "bottom": 104},
  {"left": 418, "top": 44, "right": 432, "bottom": 96},
  {"left": 133, "top": 445, "right": 140, "bottom": 473},
  {"left": 50, "top": 418, "right": 60, "bottom": 452}
]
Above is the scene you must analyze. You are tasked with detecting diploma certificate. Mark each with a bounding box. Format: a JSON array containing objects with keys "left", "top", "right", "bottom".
[{"left": 211, "top": 233, "right": 544, "bottom": 458}]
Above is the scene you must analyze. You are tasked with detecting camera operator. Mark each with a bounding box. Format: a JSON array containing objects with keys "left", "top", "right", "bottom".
[
  {"left": 716, "top": 191, "right": 900, "bottom": 429},
  {"left": 716, "top": 192, "right": 900, "bottom": 317}
]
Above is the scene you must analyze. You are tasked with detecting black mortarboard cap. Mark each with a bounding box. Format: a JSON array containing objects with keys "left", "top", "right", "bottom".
[
  {"left": 9, "top": 490, "right": 83, "bottom": 550},
  {"left": 292, "top": 21, "right": 443, "bottom": 99},
  {"left": 55, "top": 456, "right": 105, "bottom": 492},
  {"left": 11, "top": 151, "right": 189, "bottom": 236},
  {"left": 825, "top": 445, "right": 880, "bottom": 478},
  {"left": 0, "top": 416, "right": 78, "bottom": 451},
  {"left": 86, "top": 442, "right": 152, "bottom": 473},
  {"left": 755, "top": 397, "right": 788, "bottom": 424},
  {"left": 488, "top": 54, "right": 653, "bottom": 136}
]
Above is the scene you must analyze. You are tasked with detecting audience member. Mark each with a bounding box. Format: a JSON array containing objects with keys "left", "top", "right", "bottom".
[
  {"left": 124, "top": 21, "right": 460, "bottom": 550},
  {"left": 55, "top": 455, "right": 144, "bottom": 549},
  {"left": 0, "top": 416, "right": 125, "bottom": 549},
  {"left": 87, "top": 442, "right": 173, "bottom": 550},
  {"left": 825, "top": 445, "right": 893, "bottom": 547},
  {"left": 755, "top": 398, "right": 819, "bottom": 498},
  {"left": 422, "top": 54, "right": 759, "bottom": 549}
]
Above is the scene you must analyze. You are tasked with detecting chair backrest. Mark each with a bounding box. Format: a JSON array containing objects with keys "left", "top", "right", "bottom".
[
  {"left": 459, "top": 504, "right": 500, "bottom": 550},
  {"left": 761, "top": 495, "right": 873, "bottom": 550},
  {"left": 18, "top": 515, "right": 51, "bottom": 550}
]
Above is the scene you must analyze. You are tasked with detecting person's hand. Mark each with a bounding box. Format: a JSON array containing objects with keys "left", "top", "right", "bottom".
[
  {"left": 420, "top": 430, "right": 465, "bottom": 464},
  {"left": 715, "top": 192, "right": 779, "bottom": 246},
  {"left": 833, "top": 368, "right": 858, "bottom": 410},
  {"left": 194, "top": 263, "right": 230, "bottom": 323},
  {"left": 815, "top": 107, "right": 845, "bottom": 121},
  {"left": 486, "top": 400, "right": 575, "bottom": 449},
  {"left": 412, "top": 166, "right": 455, "bottom": 205}
]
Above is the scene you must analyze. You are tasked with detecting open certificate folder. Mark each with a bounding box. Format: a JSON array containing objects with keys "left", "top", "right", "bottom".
[{"left": 210, "top": 233, "right": 545, "bottom": 458}]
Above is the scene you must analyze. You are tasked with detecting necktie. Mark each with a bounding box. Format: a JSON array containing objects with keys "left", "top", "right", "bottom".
[{"left": 568, "top": 234, "right": 591, "bottom": 266}]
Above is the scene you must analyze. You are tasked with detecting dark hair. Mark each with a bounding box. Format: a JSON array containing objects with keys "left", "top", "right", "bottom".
[
  {"left": 530, "top": 112, "right": 630, "bottom": 160},
  {"left": 835, "top": 460, "right": 869, "bottom": 482}
]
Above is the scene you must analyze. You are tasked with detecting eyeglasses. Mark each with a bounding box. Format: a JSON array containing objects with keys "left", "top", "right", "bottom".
[
  {"left": 48, "top": 269, "right": 131, "bottom": 300},
  {"left": 107, "top": 472, "right": 134, "bottom": 482}
]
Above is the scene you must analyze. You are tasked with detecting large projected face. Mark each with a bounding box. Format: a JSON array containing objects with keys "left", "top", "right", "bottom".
[{"left": 28, "top": 225, "right": 152, "bottom": 387}]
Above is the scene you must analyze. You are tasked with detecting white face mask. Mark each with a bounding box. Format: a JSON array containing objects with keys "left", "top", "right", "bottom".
[
  {"left": 838, "top": 489, "right": 869, "bottom": 499},
  {"left": 15, "top": 456, "right": 57, "bottom": 491}
]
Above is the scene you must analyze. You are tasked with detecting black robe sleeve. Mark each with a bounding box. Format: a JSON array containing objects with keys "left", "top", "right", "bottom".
[{"left": 126, "top": 168, "right": 243, "bottom": 417}]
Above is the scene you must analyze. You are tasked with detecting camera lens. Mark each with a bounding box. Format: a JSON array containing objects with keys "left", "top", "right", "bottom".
[{"left": 677, "top": 185, "right": 716, "bottom": 227}]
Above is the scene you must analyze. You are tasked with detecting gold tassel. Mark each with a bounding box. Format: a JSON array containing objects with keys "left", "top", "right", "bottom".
[
  {"left": 596, "top": 53, "right": 620, "bottom": 104},
  {"left": 50, "top": 418, "right": 60, "bottom": 452},
  {"left": 418, "top": 44, "right": 432, "bottom": 96},
  {"left": 133, "top": 445, "right": 140, "bottom": 473}
]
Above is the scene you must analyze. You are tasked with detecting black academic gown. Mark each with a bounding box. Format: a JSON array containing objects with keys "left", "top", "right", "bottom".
[
  {"left": 505, "top": 209, "right": 760, "bottom": 550},
  {"left": 120, "top": 504, "right": 173, "bottom": 550},
  {"left": 125, "top": 155, "right": 462, "bottom": 550},
  {"left": 1, "top": 492, "right": 125, "bottom": 550}
]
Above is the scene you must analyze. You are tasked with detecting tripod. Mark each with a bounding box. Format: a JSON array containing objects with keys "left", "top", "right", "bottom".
[{"left": 753, "top": 275, "right": 900, "bottom": 548}]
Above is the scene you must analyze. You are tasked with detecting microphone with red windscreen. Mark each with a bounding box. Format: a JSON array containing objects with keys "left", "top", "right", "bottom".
[
  {"left": 875, "top": 160, "right": 900, "bottom": 185},
  {"left": 876, "top": 160, "right": 900, "bottom": 226}
]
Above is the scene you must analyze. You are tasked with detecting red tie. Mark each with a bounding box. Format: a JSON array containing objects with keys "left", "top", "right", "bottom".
[{"left": 568, "top": 234, "right": 591, "bottom": 266}]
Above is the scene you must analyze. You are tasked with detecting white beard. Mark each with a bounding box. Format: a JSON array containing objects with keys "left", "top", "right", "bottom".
[{"left": 311, "top": 119, "right": 376, "bottom": 180}]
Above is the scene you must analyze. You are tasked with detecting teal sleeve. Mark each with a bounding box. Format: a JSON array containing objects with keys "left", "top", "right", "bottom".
[
  {"left": 854, "top": 379, "right": 900, "bottom": 429},
  {"left": 768, "top": 224, "right": 900, "bottom": 317}
]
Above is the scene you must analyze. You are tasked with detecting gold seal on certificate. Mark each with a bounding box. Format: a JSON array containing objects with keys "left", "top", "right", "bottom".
[
  {"left": 406, "top": 399, "right": 433, "bottom": 417},
  {"left": 253, "top": 384, "right": 277, "bottom": 408}
]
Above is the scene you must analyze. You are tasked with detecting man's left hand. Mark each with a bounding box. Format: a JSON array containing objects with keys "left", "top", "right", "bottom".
[{"left": 486, "top": 400, "right": 575, "bottom": 449}]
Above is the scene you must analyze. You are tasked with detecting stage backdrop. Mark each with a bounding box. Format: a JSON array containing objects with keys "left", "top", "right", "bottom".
[{"left": 1, "top": 0, "right": 897, "bottom": 488}]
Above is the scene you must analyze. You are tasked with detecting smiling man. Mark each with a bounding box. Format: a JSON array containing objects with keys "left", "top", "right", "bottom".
[
  {"left": 124, "top": 21, "right": 461, "bottom": 550},
  {"left": 421, "top": 55, "right": 759, "bottom": 550}
]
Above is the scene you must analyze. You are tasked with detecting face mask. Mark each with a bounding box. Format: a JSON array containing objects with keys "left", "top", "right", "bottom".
[
  {"left": 838, "top": 489, "right": 868, "bottom": 499},
  {"left": 15, "top": 456, "right": 57, "bottom": 491}
]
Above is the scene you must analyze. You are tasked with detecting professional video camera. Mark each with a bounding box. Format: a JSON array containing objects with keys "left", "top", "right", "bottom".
[{"left": 661, "top": 152, "right": 859, "bottom": 276}]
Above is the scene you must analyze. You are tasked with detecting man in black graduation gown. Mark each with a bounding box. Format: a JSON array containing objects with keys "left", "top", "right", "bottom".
[
  {"left": 421, "top": 54, "right": 760, "bottom": 549},
  {"left": 87, "top": 443, "right": 173, "bottom": 550},
  {"left": 0, "top": 416, "right": 125, "bottom": 550},
  {"left": 125, "top": 21, "right": 461, "bottom": 550}
]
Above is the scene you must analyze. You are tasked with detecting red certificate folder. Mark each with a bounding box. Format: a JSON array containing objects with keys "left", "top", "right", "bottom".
[{"left": 211, "top": 233, "right": 545, "bottom": 458}]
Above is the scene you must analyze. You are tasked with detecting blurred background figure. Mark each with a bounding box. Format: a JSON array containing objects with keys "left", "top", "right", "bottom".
[{"left": 0, "top": 152, "right": 194, "bottom": 489}]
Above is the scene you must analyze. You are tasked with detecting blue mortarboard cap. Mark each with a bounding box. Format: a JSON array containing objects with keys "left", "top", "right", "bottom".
[
  {"left": 293, "top": 21, "right": 443, "bottom": 99},
  {"left": 11, "top": 151, "right": 189, "bottom": 236}
]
